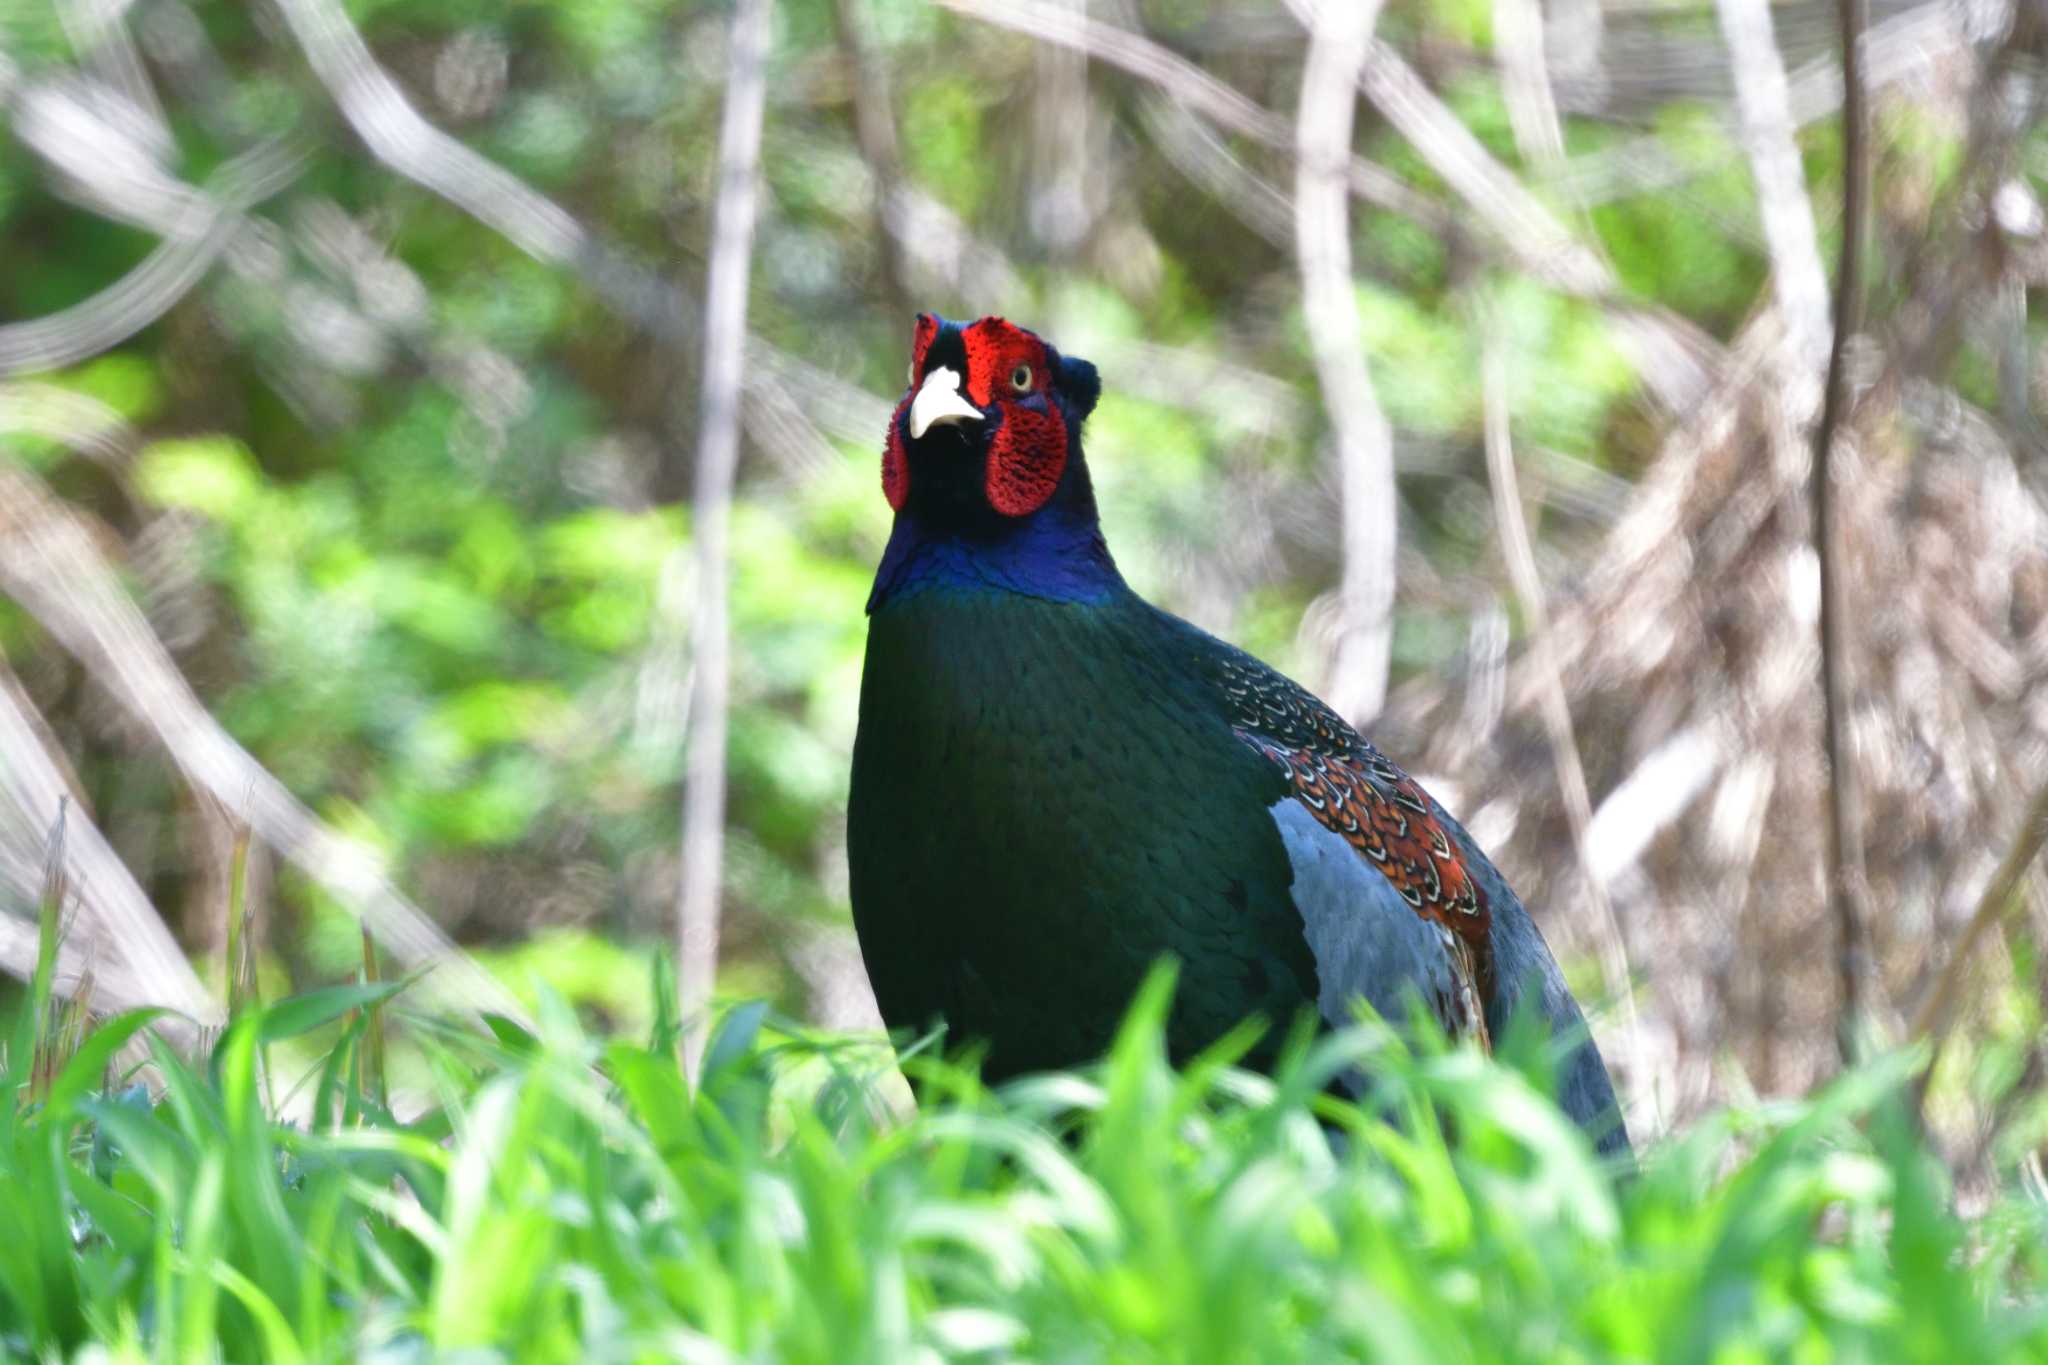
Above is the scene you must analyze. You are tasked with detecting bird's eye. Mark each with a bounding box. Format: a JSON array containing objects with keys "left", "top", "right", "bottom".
[{"left": 1010, "top": 363, "right": 1033, "bottom": 392}]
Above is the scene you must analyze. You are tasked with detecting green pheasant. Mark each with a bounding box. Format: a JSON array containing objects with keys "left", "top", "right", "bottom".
[{"left": 848, "top": 314, "right": 1626, "bottom": 1153}]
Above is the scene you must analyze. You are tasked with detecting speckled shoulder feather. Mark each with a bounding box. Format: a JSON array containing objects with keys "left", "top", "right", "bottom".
[{"left": 1213, "top": 651, "right": 1494, "bottom": 1044}]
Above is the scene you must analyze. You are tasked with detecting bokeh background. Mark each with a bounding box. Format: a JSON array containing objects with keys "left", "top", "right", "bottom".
[{"left": 3, "top": 0, "right": 2046, "bottom": 1156}]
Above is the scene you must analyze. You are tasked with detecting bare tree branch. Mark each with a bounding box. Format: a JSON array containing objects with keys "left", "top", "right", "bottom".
[
  {"left": 0, "top": 129, "right": 308, "bottom": 375},
  {"left": 270, "top": 0, "right": 578, "bottom": 260},
  {"left": 1494, "top": 0, "right": 1567, "bottom": 170},
  {"left": 931, "top": 0, "right": 1726, "bottom": 426},
  {"left": 11, "top": 74, "right": 192, "bottom": 229},
  {"left": 1357, "top": 43, "right": 1610, "bottom": 299},
  {"left": 0, "top": 666, "right": 217, "bottom": 1028},
  {"left": 1295, "top": 0, "right": 1394, "bottom": 724},
  {"left": 0, "top": 382, "right": 135, "bottom": 465},
  {"left": 1135, "top": 93, "right": 1296, "bottom": 249},
  {"left": 1276, "top": 0, "right": 1719, "bottom": 415},
  {"left": 59, "top": 0, "right": 170, "bottom": 149},
  {"left": 1350, "top": 39, "right": 1729, "bottom": 414},
  {"left": 1583, "top": 725, "right": 1727, "bottom": 887},
  {"left": 1553, "top": 0, "right": 1959, "bottom": 207},
  {"left": 1717, "top": 0, "right": 1833, "bottom": 380},
  {"left": 269, "top": 0, "right": 694, "bottom": 341},
  {"left": 932, "top": 0, "right": 1443, "bottom": 227},
  {"left": 0, "top": 467, "right": 529, "bottom": 1025},
  {"left": 878, "top": 181, "right": 1029, "bottom": 305},
  {"left": 678, "top": 0, "right": 773, "bottom": 1080},
  {"left": 1813, "top": 0, "right": 1875, "bottom": 1060},
  {"left": 1482, "top": 319, "right": 1645, "bottom": 1113},
  {"left": 265, "top": 0, "right": 919, "bottom": 446},
  {"left": 1912, "top": 779, "right": 2048, "bottom": 1050}
]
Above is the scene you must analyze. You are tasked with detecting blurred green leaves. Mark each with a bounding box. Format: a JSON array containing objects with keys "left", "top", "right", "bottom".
[{"left": 136, "top": 437, "right": 265, "bottom": 520}]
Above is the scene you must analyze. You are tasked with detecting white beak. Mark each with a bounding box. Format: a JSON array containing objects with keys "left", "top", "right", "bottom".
[{"left": 908, "top": 366, "right": 983, "bottom": 439}]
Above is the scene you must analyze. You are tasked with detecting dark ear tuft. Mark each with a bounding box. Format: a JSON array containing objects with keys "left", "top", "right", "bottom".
[{"left": 1057, "top": 353, "right": 1100, "bottom": 421}]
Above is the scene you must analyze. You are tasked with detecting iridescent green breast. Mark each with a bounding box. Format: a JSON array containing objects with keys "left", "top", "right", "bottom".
[{"left": 846, "top": 585, "right": 1318, "bottom": 1078}]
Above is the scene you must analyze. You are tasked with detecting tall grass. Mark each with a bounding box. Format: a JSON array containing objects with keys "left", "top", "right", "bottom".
[{"left": 1, "top": 917, "right": 2045, "bottom": 1359}]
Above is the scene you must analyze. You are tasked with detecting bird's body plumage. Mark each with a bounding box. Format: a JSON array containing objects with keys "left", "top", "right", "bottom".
[{"left": 849, "top": 314, "right": 1626, "bottom": 1153}]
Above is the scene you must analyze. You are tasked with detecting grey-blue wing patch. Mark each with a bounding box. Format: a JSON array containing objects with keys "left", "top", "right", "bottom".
[{"left": 1269, "top": 798, "right": 1488, "bottom": 1043}]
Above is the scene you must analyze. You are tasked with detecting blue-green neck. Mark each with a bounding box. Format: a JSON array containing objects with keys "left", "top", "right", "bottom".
[{"left": 867, "top": 467, "right": 1126, "bottom": 611}]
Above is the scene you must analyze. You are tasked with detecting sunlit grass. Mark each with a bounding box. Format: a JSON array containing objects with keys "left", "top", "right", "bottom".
[{"left": 2, "top": 922, "right": 2046, "bottom": 1360}]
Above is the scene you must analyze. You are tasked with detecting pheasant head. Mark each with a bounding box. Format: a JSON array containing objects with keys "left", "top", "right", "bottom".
[{"left": 882, "top": 314, "right": 1101, "bottom": 522}]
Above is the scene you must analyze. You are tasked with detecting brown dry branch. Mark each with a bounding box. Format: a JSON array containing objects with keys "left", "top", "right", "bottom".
[
  {"left": 1814, "top": 0, "right": 1875, "bottom": 1060},
  {"left": 1371, "top": 5, "right": 2048, "bottom": 1113},
  {"left": 678, "top": 0, "right": 773, "bottom": 1081},
  {"left": 1912, "top": 779, "right": 2048, "bottom": 1051},
  {"left": 1481, "top": 321, "right": 1645, "bottom": 1115},
  {"left": 1717, "top": 0, "right": 1872, "bottom": 1061},
  {"left": 1386, "top": 290, "right": 2048, "bottom": 1131}
]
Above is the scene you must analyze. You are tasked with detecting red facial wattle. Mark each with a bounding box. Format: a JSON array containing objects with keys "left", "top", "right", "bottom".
[
  {"left": 885, "top": 314, "right": 1071, "bottom": 519},
  {"left": 984, "top": 405, "right": 1066, "bottom": 516},
  {"left": 883, "top": 314, "right": 942, "bottom": 511},
  {"left": 883, "top": 401, "right": 911, "bottom": 511},
  {"left": 959, "top": 318, "right": 1068, "bottom": 518}
]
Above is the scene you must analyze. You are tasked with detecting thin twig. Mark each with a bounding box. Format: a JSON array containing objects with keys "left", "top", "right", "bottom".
[
  {"left": 1482, "top": 321, "right": 1649, "bottom": 1122},
  {"left": 1342, "top": 38, "right": 1722, "bottom": 414},
  {"left": 1815, "top": 0, "right": 1874, "bottom": 1062},
  {"left": 1583, "top": 725, "right": 1727, "bottom": 886},
  {"left": 1354, "top": 40, "right": 1610, "bottom": 298},
  {"left": 678, "top": 0, "right": 773, "bottom": 1082},
  {"left": 944, "top": 0, "right": 1723, "bottom": 418},
  {"left": 265, "top": 0, "right": 907, "bottom": 452},
  {"left": 1912, "top": 780, "right": 2048, "bottom": 1048},
  {"left": 1294, "top": 0, "right": 1395, "bottom": 724}
]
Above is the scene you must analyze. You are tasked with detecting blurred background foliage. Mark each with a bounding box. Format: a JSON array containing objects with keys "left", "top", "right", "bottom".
[{"left": 3, "top": 0, "right": 2048, "bottom": 1165}]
